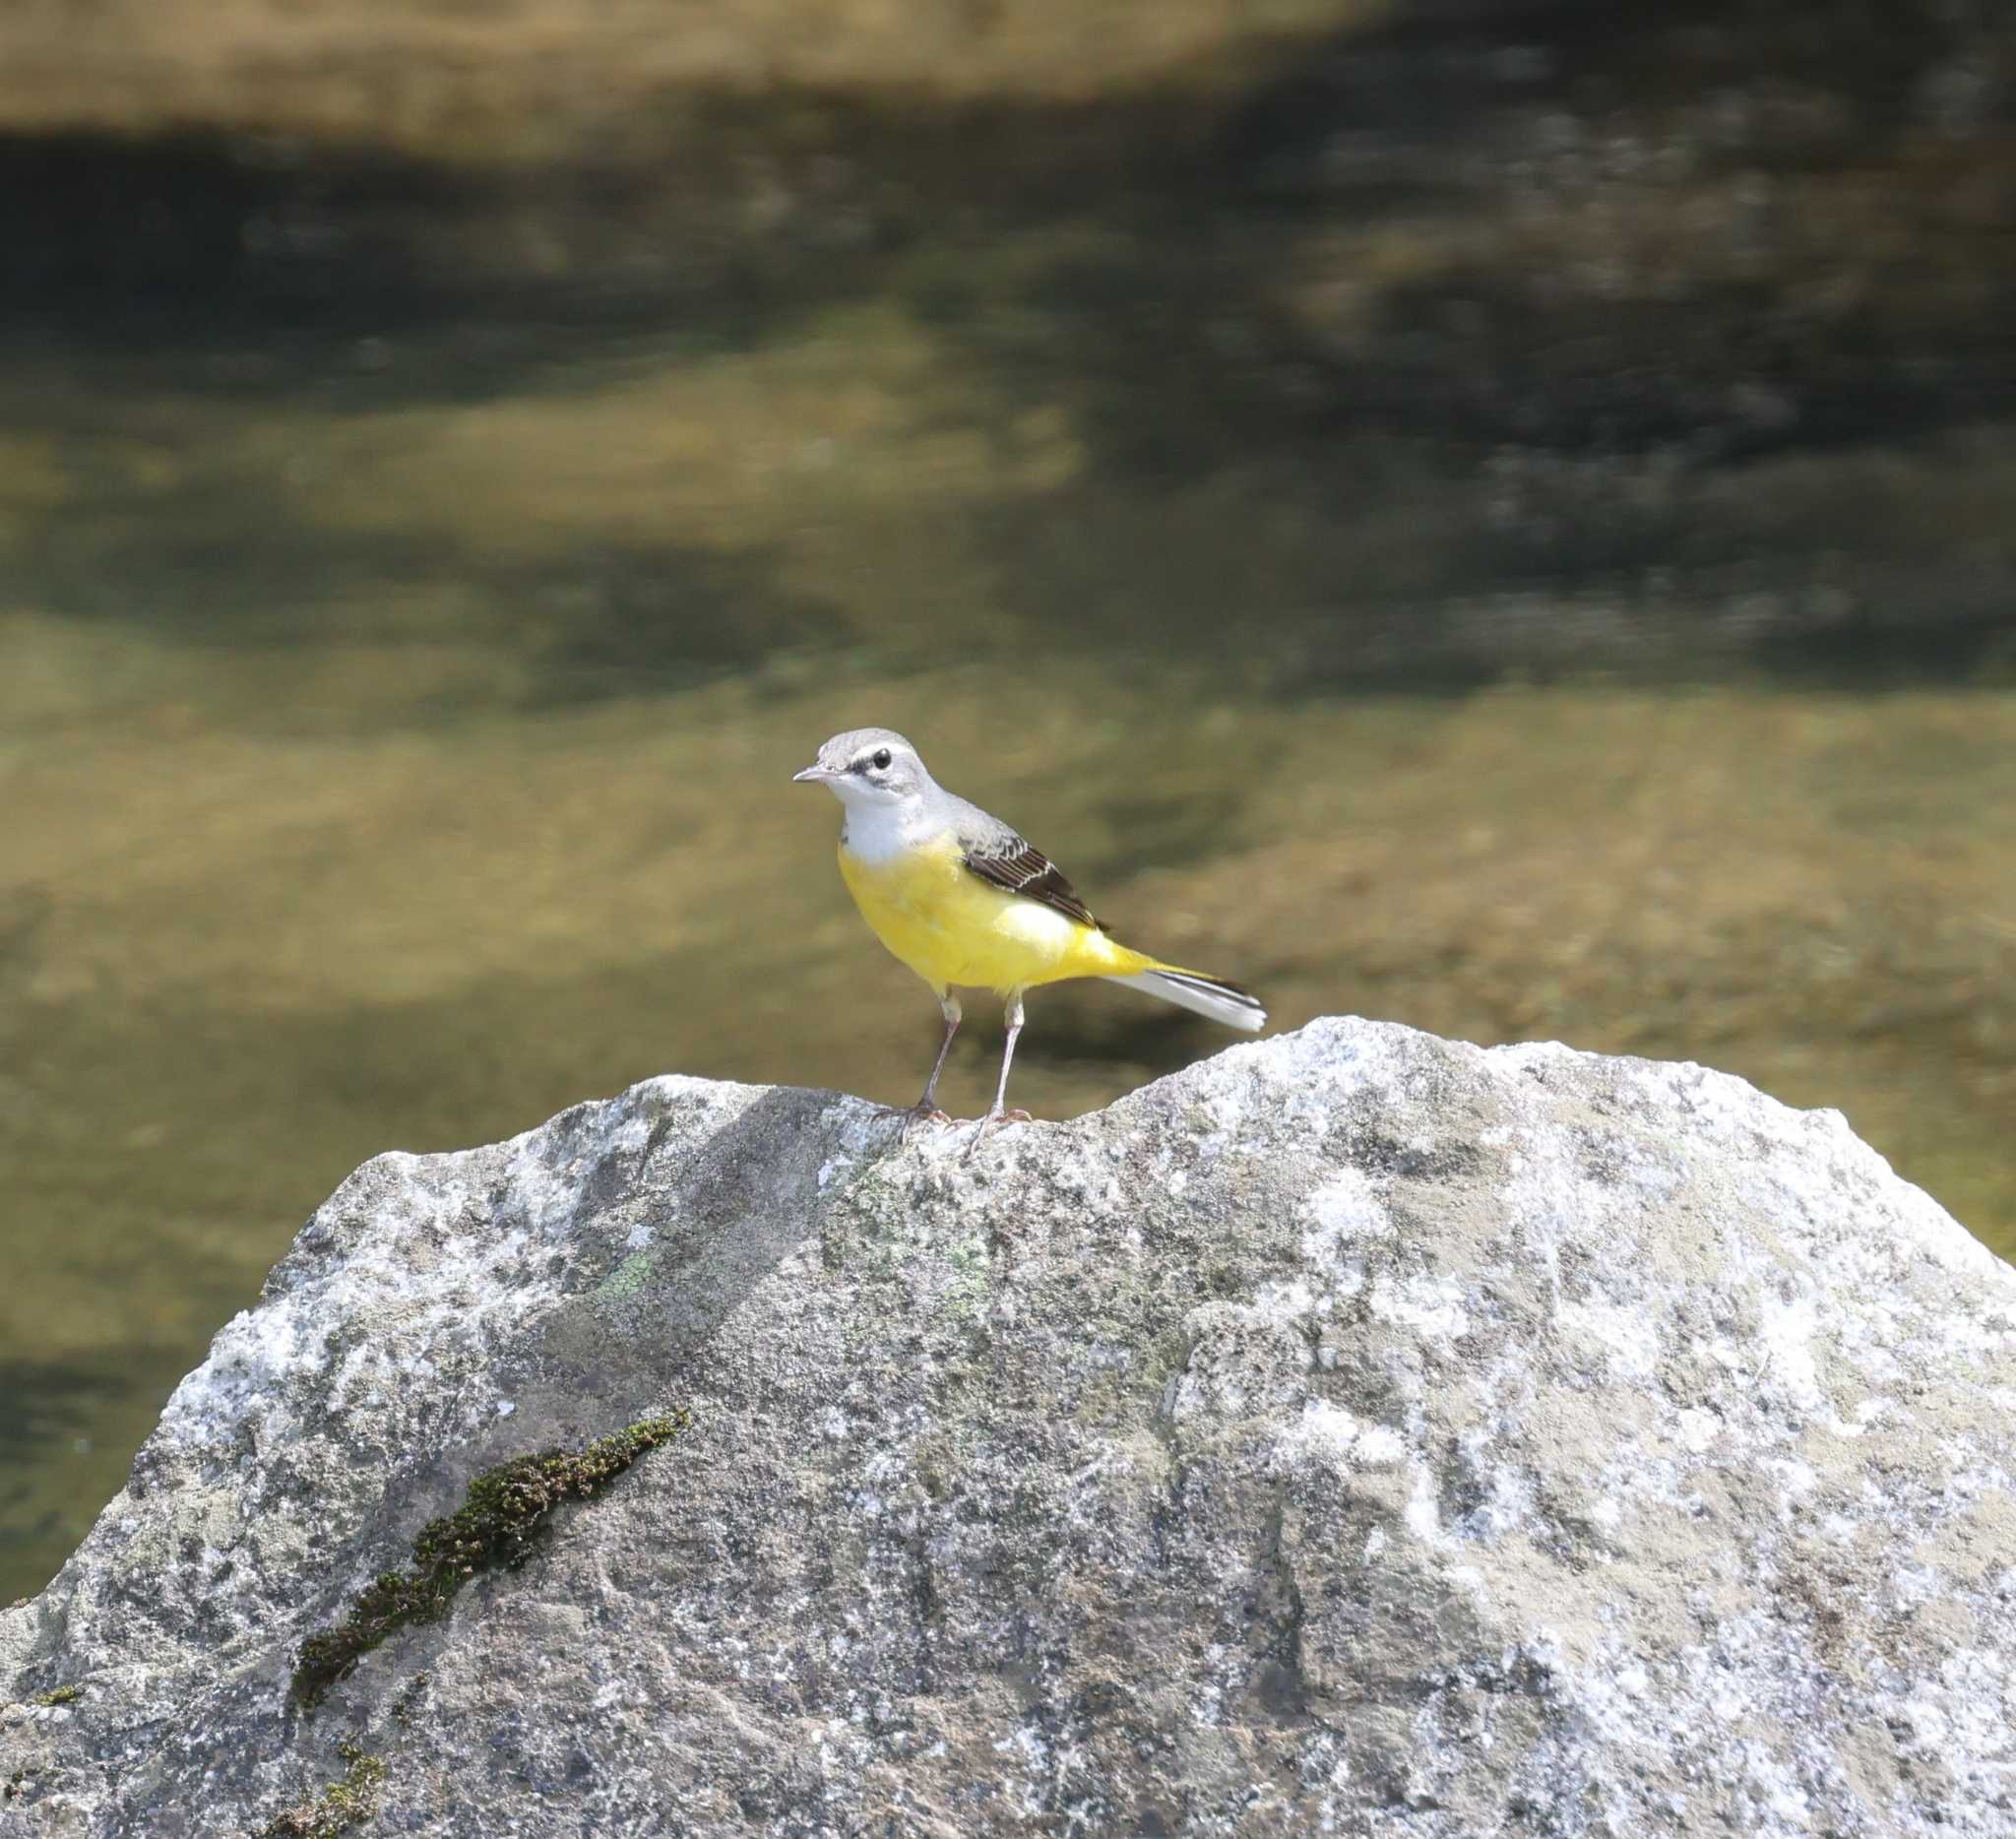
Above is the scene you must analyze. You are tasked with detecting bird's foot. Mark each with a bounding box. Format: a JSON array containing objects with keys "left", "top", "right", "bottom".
[
  {"left": 880, "top": 1100, "right": 955, "bottom": 1143},
  {"left": 961, "top": 1108, "right": 1032, "bottom": 1156}
]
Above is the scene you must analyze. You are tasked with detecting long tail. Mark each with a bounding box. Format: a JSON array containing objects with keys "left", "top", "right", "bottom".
[{"left": 1102, "top": 966, "right": 1267, "bottom": 1032}]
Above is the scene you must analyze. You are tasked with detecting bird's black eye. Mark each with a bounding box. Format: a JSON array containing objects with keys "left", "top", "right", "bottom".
[{"left": 871, "top": 748, "right": 893, "bottom": 770}]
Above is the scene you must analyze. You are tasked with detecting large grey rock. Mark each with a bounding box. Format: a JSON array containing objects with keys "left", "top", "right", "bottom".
[{"left": 4, "top": 1019, "right": 2013, "bottom": 1837}]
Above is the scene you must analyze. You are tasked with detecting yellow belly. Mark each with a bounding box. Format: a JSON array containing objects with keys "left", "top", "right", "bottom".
[{"left": 837, "top": 833, "right": 1140, "bottom": 996}]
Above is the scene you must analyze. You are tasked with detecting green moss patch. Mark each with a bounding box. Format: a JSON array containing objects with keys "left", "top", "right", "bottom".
[
  {"left": 291, "top": 1413, "right": 688, "bottom": 1707},
  {"left": 260, "top": 1741, "right": 385, "bottom": 1838}
]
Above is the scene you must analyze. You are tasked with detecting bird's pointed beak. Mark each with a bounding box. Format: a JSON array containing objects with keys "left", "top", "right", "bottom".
[{"left": 792, "top": 764, "right": 835, "bottom": 784}]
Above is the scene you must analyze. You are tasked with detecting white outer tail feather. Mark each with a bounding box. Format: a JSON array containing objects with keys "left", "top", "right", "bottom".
[{"left": 1102, "top": 970, "right": 1266, "bottom": 1032}]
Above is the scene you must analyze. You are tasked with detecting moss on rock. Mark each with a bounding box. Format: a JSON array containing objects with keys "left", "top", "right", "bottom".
[
  {"left": 291, "top": 1414, "right": 688, "bottom": 1707},
  {"left": 259, "top": 1741, "right": 385, "bottom": 1838}
]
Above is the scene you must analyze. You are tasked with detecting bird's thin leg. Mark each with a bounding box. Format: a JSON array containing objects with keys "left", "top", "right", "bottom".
[
  {"left": 915, "top": 996, "right": 962, "bottom": 1115},
  {"left": 968, "top": 991, "right": 1032, "bottom": 1147},
  {"left": 989, "top": 996, "right": 1024, "bottom": 1117},
  {"left": 886, "top": 994, "right": 960, "bottom": 1138}
]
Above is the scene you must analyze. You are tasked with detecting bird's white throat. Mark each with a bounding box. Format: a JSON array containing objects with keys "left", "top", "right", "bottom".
[{"left": 834, "top": 789, "right": 928, "bottom": 865}]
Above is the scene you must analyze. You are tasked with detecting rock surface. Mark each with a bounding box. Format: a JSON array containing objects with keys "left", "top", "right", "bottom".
[{"left": 4, "top": 1018, "right": 2014, "bottom": 1837}]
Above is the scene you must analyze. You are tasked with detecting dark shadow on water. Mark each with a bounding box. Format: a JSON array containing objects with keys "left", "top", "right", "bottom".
[
  {"left": 0, "top": 129, "right": 472, "bottom": 347},
  {"left": 0, "top": 1359, "right": 123, "bottom": 1465},
  {"left": 1751, "top": 601, "right": 2016, "bottom": 690},
  {"left": 0, "top": 1359, "right": 134, "bottom": 1584},
  {"left": 1, "top": 0, "right": 2012, "bottom": 692},
  {"left": 19, "top": 475, "right": 843, "bottom": 714}
]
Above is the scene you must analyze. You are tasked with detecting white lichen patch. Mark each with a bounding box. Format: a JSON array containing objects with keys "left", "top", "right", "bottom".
[
  {"left": 1298, "top": 1170, "right": 1393, "bottom": 1285},
  {"left": 1367, "top": 1274, "right": 1470, "bottom": 1342},
  {"left": 1274, "top": 1399, "right": 1409, "bottom": 1474},
  {"left": 1558, "top": 1294, "right": 1663, "bottom": 1384}
]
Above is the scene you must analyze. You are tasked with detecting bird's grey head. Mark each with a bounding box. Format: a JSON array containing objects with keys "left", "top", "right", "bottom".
[{"left": 792, "top": 728, "right": 934, "bottom": 807}]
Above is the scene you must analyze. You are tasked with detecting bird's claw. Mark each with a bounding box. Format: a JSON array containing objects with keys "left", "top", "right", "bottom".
[
  {"left": 880, "top": 1101, "right": 954, "bottom": 1143},
  {"left": 960, "top": 1108, "right": 1032, "bottom": 1156}
]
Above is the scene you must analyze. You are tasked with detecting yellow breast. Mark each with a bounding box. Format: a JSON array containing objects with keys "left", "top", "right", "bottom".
[{"left": 837, "top": 832, "right": 1128, "bottom": 996}]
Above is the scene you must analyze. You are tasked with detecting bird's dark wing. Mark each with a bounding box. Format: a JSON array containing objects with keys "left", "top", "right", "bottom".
[{"left": 961, "top": 832, "right": 1105, "bottom": 931}]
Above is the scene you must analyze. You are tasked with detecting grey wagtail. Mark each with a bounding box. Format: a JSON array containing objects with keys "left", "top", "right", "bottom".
[{"left": 793, "top": 728, "right": 1266, "bottom": 1131}]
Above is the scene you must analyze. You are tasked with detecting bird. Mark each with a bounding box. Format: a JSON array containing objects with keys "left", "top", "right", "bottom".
[{"left": 792, "top": 727, "right": 1265, "bottom": 1135}]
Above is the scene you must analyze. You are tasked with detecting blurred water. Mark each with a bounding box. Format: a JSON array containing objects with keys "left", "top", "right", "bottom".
[{"left": 4, "top": 0, "right": 2014, "bottom": 1600}]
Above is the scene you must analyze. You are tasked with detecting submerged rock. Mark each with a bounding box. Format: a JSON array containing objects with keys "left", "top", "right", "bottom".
[{"left": 3, "top": 1018, "right": 2012, "bottom": 1836}]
